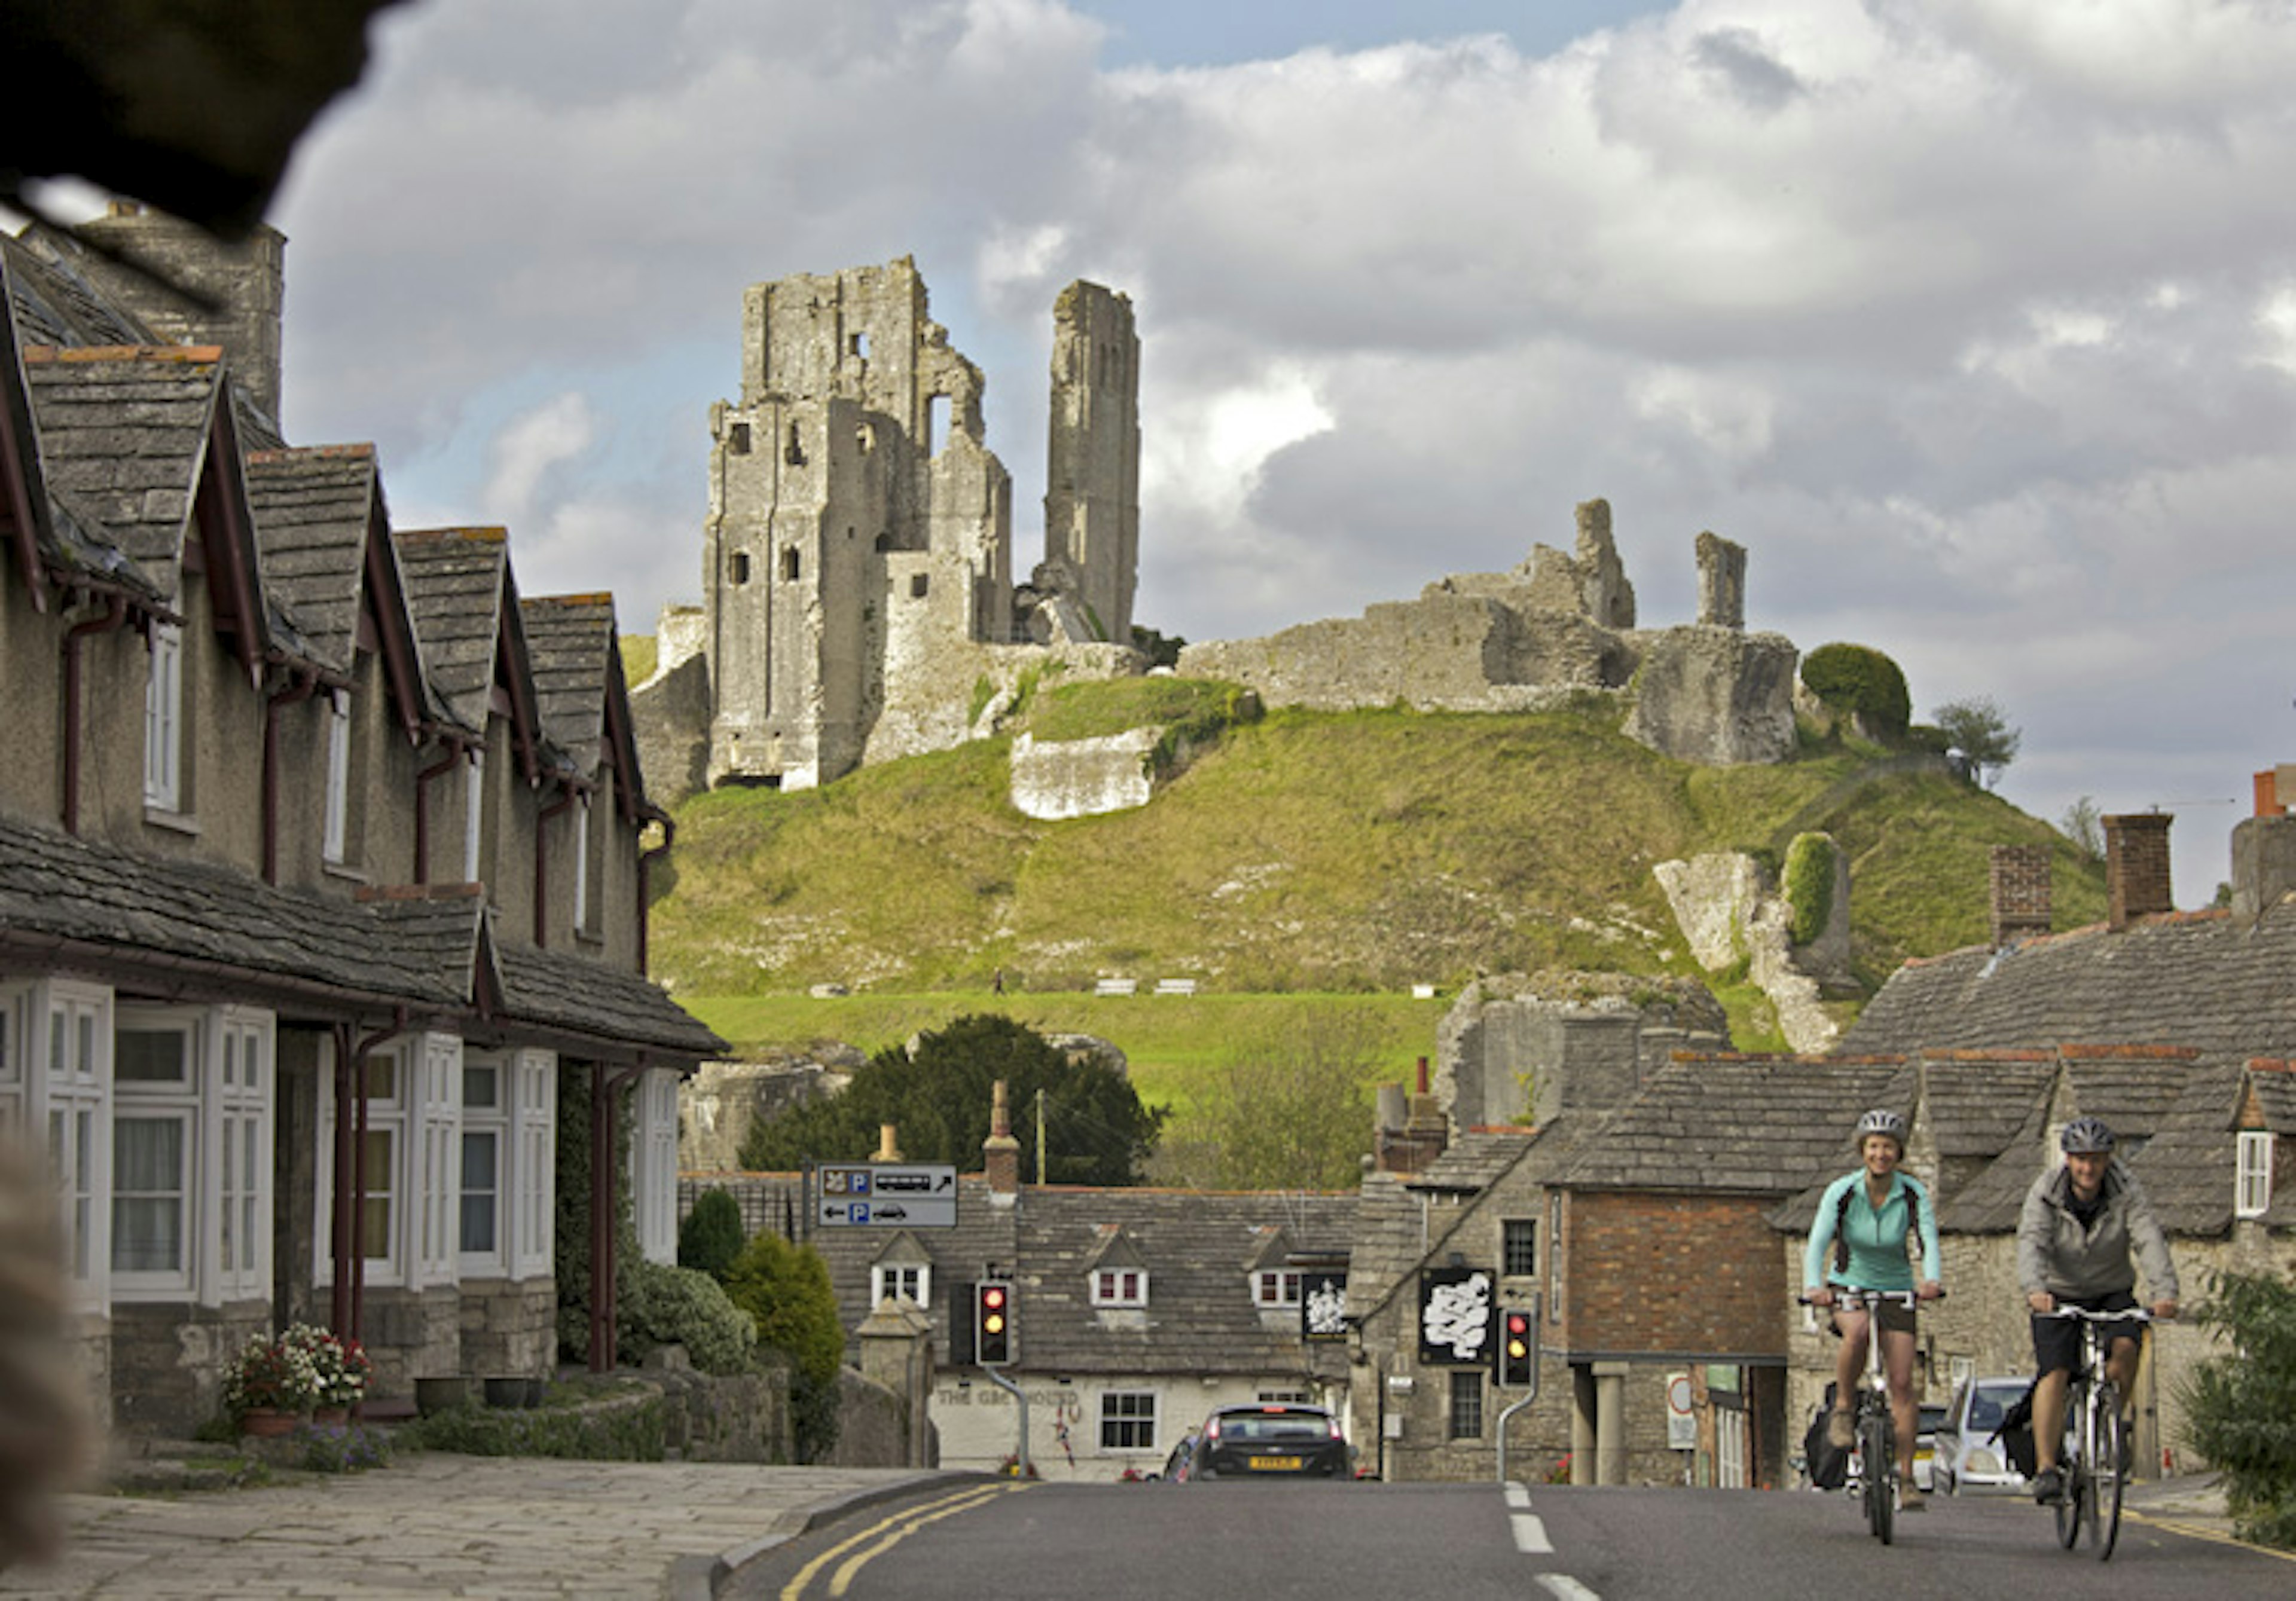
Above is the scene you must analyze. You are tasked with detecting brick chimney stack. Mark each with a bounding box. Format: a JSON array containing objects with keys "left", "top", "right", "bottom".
[
  {"left": 72, "top": 202, "right": 288, "bottom": 424},
  {"left": 1989, "top": 844, "right": 2051, "bottom": 948},
  {"left": 983, "top": 1079, "right": 1021, "bottom": 1202},
  {"left": 2102, "top": 812, "right": 2175, "bottom": 931}
]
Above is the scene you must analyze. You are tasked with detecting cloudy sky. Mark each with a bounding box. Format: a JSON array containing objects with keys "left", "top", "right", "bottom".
[{"left": 112, "top": 1, "right": 2296, "bottom": 903}]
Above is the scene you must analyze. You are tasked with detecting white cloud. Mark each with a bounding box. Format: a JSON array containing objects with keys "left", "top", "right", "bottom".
[{"left": 482, "top": 392, "right": 600, "bottom": 527}]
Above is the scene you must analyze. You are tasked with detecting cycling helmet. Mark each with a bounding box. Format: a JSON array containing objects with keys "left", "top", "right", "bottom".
[
  {"left": 2060, "top": 1116, "right": 2116, "bottom": 1154},
  {"left": 1855, "top": 1108, "right": 1907, "bottom": 1147}
]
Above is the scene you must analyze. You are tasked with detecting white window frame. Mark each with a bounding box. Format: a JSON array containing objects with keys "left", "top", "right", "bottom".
[
  {"left": 317, "top": 1034, "right": 447, "bottom": 1290},
  {"left": 1091, "top": 1268, "right": 1147, "bottom": 1308},
  {"left": 144, "top": 621, "right": 184, "bottom": 810},
  {"left": 322, "top": 690, "right": 352, "bottom": 865},
  {"left": 212, "top": 1010, "right": 271, "bottom": 1303},
  {"left": 630, "top": 1068, "right": 680, "bottom": 1265},
  {"left": 111, "top": 1009, "right": 199, "bottom": 1297},
  {"left": 416, "top": 1034, "right": 460, "bottom": 1287},
  {"left": 459, "top": 1052, "right": 509, "bottom": 1278},
  {"left": 462, "top": 748, "right": 486, "bottom": 882},
  {"left": 1099, "top": 1389, "right": 1158, "bottom": 1452},
  {"left": 1254, "top": 1269, "right": 1302, "bottom": 1309},
  {"left": 0, "top": 982, "right": 24, "bottom": 1139},
  {"left": 872, "top": 1262, "right": 931, "bottom": 1310},
  {"left": 572, "top": 793, "right": 593, "bottom": 933},
  {"left": 511, "top": 1052, "right": 555, "bottom": 1280},
  {"left": 39, "top": 982, "right": 111, "bottom": 1310},
  {"left": 2236, "top": 1129, "right": 2274, "bottom": 1219}
]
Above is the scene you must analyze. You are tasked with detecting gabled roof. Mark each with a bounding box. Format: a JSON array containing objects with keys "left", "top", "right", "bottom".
[
  {"left": 1918, "top": 1052, "right": 2057, "bottom": 1160},
  {"left": 394, "top": 527, "right": 545, "bottom": 760},
  {"left": 1842, "top": 902, "right": 2296, "bottom": 1067},
  {"left": 520, "top": 592, "right": 651, "bottom": 812},
  {"left": 243, "top": 445, "right": 383, "bottom": 676},
  {"left": 2, "top": 228, "right": 155, "bottom": 351}
]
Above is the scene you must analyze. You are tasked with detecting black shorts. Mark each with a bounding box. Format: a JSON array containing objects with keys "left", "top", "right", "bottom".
[
  {"left": 2032, "top": 1290, "right": 2141, "bottom": 1377},
  {"left": 1827, "top": 1291, "right": 1916, "bottom": 1337}
]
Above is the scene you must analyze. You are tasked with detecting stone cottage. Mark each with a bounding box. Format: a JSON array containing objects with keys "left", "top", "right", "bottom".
[{"left": 1, "top": 205, "right": 721, "bottom": 1434}]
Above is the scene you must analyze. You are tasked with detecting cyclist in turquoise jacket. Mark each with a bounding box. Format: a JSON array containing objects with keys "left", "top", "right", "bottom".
[{"left": 1803, "top": 1109, "right": 1943, "bottom": 1507}]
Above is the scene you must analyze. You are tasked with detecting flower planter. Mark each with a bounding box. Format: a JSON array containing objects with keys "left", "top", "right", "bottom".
[
  {"left": 415, "top": 1376, "right": 471, "bottom": 1416},
  {"left": 485, "top": 1377, "right": 542, "bottom": 1409},
  {"left": 312, "top": 1406, "right": 350, "bottom": 1428},
  {"left": 239, "top": 1407, "right": 298, "bottom": 1438}
]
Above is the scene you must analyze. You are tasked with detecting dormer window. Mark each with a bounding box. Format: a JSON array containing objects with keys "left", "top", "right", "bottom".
[
  {"left": 144, "top": 622, "right": 184, "bottom": 811},
  {"left": 1254, "top": 1269, "right": 1302, "bottom": 1309},
  {"left": 2236, "top": 1130, "right": 2274, "bottom": 1218},
  {"left": 872, "top": 1262, "right": 932, "bottom": 1309},
  {"left": 1092, "top": 1268, "right": 1146, "bottom": 1307}
]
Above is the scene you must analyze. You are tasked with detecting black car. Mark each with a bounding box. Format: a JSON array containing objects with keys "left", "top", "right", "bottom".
[{"left": 1189, "top": 1403, "right": 1352, "bottom": 1479}]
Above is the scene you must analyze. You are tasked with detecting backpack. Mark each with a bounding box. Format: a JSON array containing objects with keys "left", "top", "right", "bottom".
[
  {"left": 1802, "top": 1390, "right": 1849, "bottom": 1490},
  {"left": 1833, "top": 1176, "right": 1928, "bottom": 1274}
]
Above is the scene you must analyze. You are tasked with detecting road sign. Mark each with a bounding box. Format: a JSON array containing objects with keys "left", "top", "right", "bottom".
[{"left": 816, "top": 1163, "right": 959, "bottom": 1227}]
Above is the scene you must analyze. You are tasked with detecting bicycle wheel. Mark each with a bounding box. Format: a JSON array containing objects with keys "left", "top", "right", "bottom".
[
  {"left": 2054, "top": 1391, "right": 2083, "bottom": 1550},
  {"left": 2095, "top": 1383, "right": 2127, "bottom": 1560},
  {"left": 1861, "top": 1409, "right": 1895, "bottom": 1545}
]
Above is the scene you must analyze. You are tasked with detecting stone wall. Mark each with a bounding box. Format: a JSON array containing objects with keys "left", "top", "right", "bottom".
[
  {"left": 1436, "top": 973, "right": 1730, "bottom": 1129},
  {"left": 1009, "top": 729, "right": 1159, "bottom": 820},
  {"left": 1653, "top": 847, "right": 1850, "bottom": 1052}
]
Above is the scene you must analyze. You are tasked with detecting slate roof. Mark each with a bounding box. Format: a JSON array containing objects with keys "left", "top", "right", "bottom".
[
  {"left": 20, "top": 344, "right": 224, "bottom": 601},
  {"left": 1842, "top": 902, "right": 2296, "bottom": 1067},
  {"left": 493, "top": 936, "right": 723, "bottom": 1059},
  {"left": 1, "top": 230, "right": 154, "bottom": 351},
  {"left": 395, "top": 527, "right": 517, "bottom": 735},
  {"left": 1921, "top": 1052, "right": 2057, "bottom": 1162},
  {"left": 243, "top": 445, "right": 384, "bottom": 676},
  {"left": 520, "top": 595, "right": 616, "bottom": 761},
  {"left": 1558, "top": 1055, "right": 1912, "bottom": 1196}
]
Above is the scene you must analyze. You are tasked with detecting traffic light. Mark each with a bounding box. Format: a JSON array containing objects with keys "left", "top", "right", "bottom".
[
  {"left": 975, "top": 1280, "right": 1013, "bottom": 1366},
  {"left": 1497, "top": 1307, "right": 1534, "bottom": 1386}
]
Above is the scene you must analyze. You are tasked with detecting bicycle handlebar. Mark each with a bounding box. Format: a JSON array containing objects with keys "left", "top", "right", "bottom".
[
  {"left": 1797, "top": 1287, "right": 1939, "bottom": 1307},
  {"left": 2038, "top": 1304, "right": 2151, "bottom": 1323}
]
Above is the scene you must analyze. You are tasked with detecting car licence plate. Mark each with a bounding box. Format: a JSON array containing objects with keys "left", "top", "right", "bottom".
[{"left": 1249, "top": 1455, "right": 1302, "bottom": 1471}]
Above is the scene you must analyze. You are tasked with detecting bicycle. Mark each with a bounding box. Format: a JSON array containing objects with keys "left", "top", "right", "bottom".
[
  {"left": 1802, "top": 1288, "right": 1921, "bottom": 1545},
  {"left": 2039, "top": 1306, "right": 2150, "bottom": 1560}
]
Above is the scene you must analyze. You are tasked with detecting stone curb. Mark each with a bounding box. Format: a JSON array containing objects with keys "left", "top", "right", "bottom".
[{"left": 677, "top": 1471, "right": 981, "bottom": 1601}]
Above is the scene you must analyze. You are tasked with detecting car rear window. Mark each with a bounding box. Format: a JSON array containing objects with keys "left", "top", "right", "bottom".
[{"left": 1221, "top": 1412, "right": 1329, "bottom": 1443}]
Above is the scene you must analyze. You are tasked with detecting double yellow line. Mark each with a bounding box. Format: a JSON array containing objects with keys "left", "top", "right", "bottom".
[{"left": 780, "top": 1481, "right": 1028, "bottom": 1600}]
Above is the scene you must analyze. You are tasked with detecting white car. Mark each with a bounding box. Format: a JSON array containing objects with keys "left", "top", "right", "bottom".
[{"left": 1931, "top": 1376, "right": 2034, "bottom": 1495}]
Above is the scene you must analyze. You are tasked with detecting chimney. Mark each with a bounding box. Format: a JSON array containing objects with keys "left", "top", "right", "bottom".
[
  {"left": 874, "top": 1123, "right": 902, "bottom": 1163},
  {"left": 1988, "top": 844, "right": 2051, "bottom": 948},
  {"left": 2102, "top": 812, "right": 2174, "bottom": 931},
  {"left": 1375, "top": 1056, "right": 1450, "bottom": 1175},
  {"left": 982, "top": 1079, "right": 1021, "bottom": 1202},
  {"left": 71, "top": 202, "right": 288, "bottom": 424},
  {"left": 2230, "top": 813, "right": 2296, "bottom": 927}
]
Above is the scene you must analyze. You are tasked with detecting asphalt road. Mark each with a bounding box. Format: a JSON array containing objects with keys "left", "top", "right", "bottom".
[{"left": 731, "top": 1478, "right": 2294, "bottom": 1601}]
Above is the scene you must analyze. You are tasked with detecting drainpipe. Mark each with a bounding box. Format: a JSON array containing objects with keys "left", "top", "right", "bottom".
[
  {"left": 588, "top": 1064, "right": 646, "bottom": 1372},
  {"left": 60, "top": 594, "right": 128, "bottom": 835},
  {"left": 536, "top": 780, "right": 580, "bottom": 948},
  {"left": 262, "top": 668, "right": 320, "bottom": 884},
  {"left": 413, "top": 738, "right": 463, "bottom": 884},
  {"left": 637, "top": 806, "right": 674, "bottom": 975},
  {"left": 337, "top": 1009, "right": 408, "bottom": 1343}
]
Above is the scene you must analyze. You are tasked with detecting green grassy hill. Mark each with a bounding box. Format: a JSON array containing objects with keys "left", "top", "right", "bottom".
[{"left": 649, "top": 685, "right": 2105, "bottom": 1058}]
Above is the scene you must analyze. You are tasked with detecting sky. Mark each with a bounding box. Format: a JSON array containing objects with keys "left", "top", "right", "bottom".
[{"left": 45, "top": 0, "right": 2296, "bottom": 906}]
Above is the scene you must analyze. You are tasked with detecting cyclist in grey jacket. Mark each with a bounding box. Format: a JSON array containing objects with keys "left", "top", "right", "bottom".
[{"left": 2016, "top": 1117, "right": 2179, "bottom": 1505}]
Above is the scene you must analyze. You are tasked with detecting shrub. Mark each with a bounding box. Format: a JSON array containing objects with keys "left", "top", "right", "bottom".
[
  {"left": 677, "top": 1187, "right": 747, "bottom": 1284},
  {"left": 1783, "top": 833, "right": 1836, "bottom": 947},
  {"left": 2180, "top": 1269, "right": 2296, "bottom": 1549},
  {"left": 616, "top": 1258, "right": 757, "bottom": 1376},
  {"left": 1800, "top": 643, "right": 1911, "bottom": 736},
  {"left": 722, "top": 1231, "right": 845, "bottom": 1463}
]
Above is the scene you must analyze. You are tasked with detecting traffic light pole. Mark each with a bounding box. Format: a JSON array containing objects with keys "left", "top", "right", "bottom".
[
  {"left": 981, "top": 1361, "right": 1031, "bottom": 1477},
  {"left": 1494, "top": 1294, "right": 1543, "bottom": 1488}
]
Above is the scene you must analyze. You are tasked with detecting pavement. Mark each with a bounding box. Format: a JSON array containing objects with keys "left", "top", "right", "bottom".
[{"left": 0, "top": 1446, "right": 966, "bottom": 1601}]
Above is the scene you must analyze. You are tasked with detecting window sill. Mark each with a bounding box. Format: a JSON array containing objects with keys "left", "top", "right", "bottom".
[
  {"left": 322, "top": 860, "right": 371, "bottom": 887},
  {"left": 143, "top": 806, "right": 200, "bottom": 837}
]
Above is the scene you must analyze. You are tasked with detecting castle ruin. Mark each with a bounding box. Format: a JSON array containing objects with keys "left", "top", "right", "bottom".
[{"left": 636, "top": 259, "right": 1143, "bottom": 798}]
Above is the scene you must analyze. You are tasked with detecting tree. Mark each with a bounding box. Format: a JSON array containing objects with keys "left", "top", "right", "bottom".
[
  {"left": 722, "top": 1231, "right": 845, "bottom": 1463},
  {"left": 2179, "top": 1269, "right": 2296, "bottom": 1548},
  {"left": 1152, "top": 1008, "right": 1378, "bottom": 1191},
  {"left": 2059, "top": 795, "right": 2103, "bottom": 861},
  {"left": 677, "top": 1187, "right": 746, "bottom": 1284},
  {"left": 1932, "top": 695, "right": 2020, "bottom": 789},
  {"left": 736, "top": 1015, "right": 1165, "bottom": 1185}
]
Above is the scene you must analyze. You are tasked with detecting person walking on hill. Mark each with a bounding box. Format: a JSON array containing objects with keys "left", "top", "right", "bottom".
[{"left": 1803, "top": 1108, "right": 1943, "bottom": 1509}]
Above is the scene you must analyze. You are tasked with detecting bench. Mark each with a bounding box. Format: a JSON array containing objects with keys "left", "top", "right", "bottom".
[
  {"left": 1154, "top": 978, "right": 1198, "bottom": 997},
  {"left": 1094, "top": 977, "right": 1138, "bottom": 997}
]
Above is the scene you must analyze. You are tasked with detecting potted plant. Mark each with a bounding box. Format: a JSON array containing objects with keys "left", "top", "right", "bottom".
[
  {"left": 294, "top": 1325, "right": 372, "bottom": 1422},
  {"left": 222, "top": 1328, "right": 324, "bottom": 1435}
]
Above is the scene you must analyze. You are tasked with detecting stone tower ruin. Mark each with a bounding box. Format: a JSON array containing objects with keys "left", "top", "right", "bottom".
[{"left": 664, "top": 258, "right": 1141, "bottom": 795}]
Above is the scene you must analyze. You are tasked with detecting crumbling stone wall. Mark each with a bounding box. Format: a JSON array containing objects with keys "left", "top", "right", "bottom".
[
  {"left": 1176, "top": 499, "right": 1798, "bottom": 768},
  {"left": 1435, "top": 972, "right": 1730, "bottom": 1129}
]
